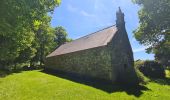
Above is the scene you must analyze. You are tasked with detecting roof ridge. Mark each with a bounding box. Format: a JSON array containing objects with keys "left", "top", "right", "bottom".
[
  {"left": 62, "top": 25, "right": 116, "bottom": 46},
  {"left": 47, "top": 25, "right": 118, "bottom": 57},
  {"left": 74, "top": 25, "right": 116, "bottom": 41}
]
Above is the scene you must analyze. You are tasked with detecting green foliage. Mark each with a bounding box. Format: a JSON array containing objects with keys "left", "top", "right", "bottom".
[
  {"left": 135, "top": 60, "right": 144, "bottom": 69},
  {"left": 135, "top": 67, "right": 150, "bottom": 85},
  {"left": 31, "top": 25, "right": 71, "bottom": 67},
  {"left": 134, "top": 60, "right": 150, "bottom": 84},
  {"left": 166, "top": 70, "right": 170, "bottom": 78},
  {"left": 135, "top": 60, "right": 165, "bottom": 78},
  {"left": 132, "top": 0, "right": 170, "bottom": 66},
  {"left": 154, "top": 36, "right": 170, "bottom": 66},
  {"left": 54, "top": 26, "right": 68, "bottom": 46},
  {"left": 66, "top": 38, "right": 73, "bottom": 42},
  {"left": 15, "top": 47, "right": 37, "bottom": 64},
  {"left": 0, "top": 0, "right": 61, "bottom": 69},
  {"left": 31, "top": 16, "right": 57, "bottom": 66}
]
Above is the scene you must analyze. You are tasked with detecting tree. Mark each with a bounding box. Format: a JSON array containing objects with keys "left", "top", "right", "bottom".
[
  {"left": 0, "top": 0, "right": 61, "bottom": 69},
  {"left": 54, "top": 26, "right": 68, "bottom": 46},
  {"left": 31, "top": 15, "right": 57, "bottom": 67},
  {"left": 132, "top": 0, "right": 170, "bottom": 66},
  {"left": 30, "top": 26, "right": 72, "bottom": 67}
]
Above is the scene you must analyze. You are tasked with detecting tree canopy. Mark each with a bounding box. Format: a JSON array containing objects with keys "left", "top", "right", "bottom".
[
  {"left": 54, "top": 26, "right": 70, "bottom": 46},
  {"left": 0, "top": 0, "right": 61, "bottom": 70},
  {"left": 133, "top": 0, "right": 170, "bottom": 66}
]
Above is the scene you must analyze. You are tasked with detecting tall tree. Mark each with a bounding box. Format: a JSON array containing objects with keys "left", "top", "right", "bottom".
[
  {"left": 54, "top": 26, "right": 68, "bottom": 46},
  {"left": 132, "top": 0, "right": 170, "bottom": 66},
  {"left": 0, "top": 0, "right": 61, "bottom": 69},
  {"left": 31, "top": 15, "right": 57, "bottom": 67}
]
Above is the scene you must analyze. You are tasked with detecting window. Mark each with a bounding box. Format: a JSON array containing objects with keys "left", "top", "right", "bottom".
[{"left": 124, "top": 64, "right": 127, "bottom": 69}]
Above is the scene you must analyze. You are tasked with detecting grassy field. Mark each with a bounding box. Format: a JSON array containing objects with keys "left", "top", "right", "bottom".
[{"left": 0, "top": 70, "right": 170, "bottom": 100}]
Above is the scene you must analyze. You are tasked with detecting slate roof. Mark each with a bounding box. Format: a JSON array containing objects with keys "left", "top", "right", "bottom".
[{"left": 47, "top": 25, "right": 118, "bottom": 57}]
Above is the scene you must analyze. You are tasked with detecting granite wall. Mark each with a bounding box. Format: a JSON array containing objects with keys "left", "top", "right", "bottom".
[
  {"left": 108, "top": 29, "right": 139, "bottom": 84},
  {"left": 45, "top": 46, "right": 115, "bottom": 81},
  {"left": 45, "top": 30, "right": 139, "bottom": 84}
]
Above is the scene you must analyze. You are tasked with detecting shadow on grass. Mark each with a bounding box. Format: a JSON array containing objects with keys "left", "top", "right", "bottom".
[
  {"left": 42, "top": 69, "right": 150, "bottom": 97},
  {"left": 0, "top": 70, "right": 22, "bottom": 78},
  {"left": 152, "top": 78, "right": 170, "bottom": 85},
  {"left": 0, "top": 70, "right": 10, "bottom": 77},
  {"left": 0, "top": 66, "right": 43, "bottom": 78}
]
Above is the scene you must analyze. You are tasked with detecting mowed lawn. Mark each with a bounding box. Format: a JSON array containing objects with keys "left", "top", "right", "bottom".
[{"left": 0, "top": 70, "right": 170, "bottom": 100}]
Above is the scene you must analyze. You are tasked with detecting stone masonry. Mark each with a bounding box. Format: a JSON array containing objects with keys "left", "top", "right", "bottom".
[{"left": 45, "top": 8, "right": 139, "bottom": 85}]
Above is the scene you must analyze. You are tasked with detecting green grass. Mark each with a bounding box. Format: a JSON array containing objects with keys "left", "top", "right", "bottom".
[{"left": 0, "top": 70, "right": 170, "bottom": 100}]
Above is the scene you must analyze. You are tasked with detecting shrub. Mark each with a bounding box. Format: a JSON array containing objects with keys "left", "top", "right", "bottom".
[
  {"left": 165, "top": 70, "right": 170, "bottom": 78},
  {"left": 166, "top": 66, "right": 170, "bottom": 70},
  {"left": 135, "top": 60, "right": 165, "bottom": 78},
  {"left": 135, "top": 67, "right": 150, "bottom": 85}
]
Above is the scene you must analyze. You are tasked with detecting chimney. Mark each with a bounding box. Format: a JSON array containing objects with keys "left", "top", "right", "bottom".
[{"left": 116, "top": 7, "right": 125, "bottom": 29}]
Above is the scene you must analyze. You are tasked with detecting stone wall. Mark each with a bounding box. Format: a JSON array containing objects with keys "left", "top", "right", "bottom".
[
  {"left": 45, "top": 29, "right": 139, "bottom": 84},
  {"left": 45, "top": 46, "right": 114, "bottom": 81},
  {"left": 108, "top": 29, "right": 139, "bottom": 84}
]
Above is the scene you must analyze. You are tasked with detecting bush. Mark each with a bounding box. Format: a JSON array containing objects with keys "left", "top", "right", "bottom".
[
  {"left": 135, "top": 60, "right": 165, "bottom": 78},
  {"left": 22, "top": 65, "right": 44, "bottom": 71},
  {"left": 165, "top": 70, "right": 170, "bottom": 78},
  {"left": 166, "top": 66, "right": 170, "bottom": 70},
  {"left": 135, "top": 68, "right": 150, "bottom": 85}
]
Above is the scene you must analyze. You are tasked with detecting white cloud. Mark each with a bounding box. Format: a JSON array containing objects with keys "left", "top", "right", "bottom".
[
  {"left": 67, "top": 4, "right": 95, "bottom": 18},
  {"left": 133, "top": 47, "right": 146, "bottom": 53},
  {"left": 80, "top": 10, "right": 95, "bottom": 17},
  {"left": 133, "top": 45, "right": 151, "bottom": 53}
]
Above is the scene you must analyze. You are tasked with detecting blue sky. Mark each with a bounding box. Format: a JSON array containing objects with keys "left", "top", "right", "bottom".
[{"left": 51, "top": 0, "right": 154, "bottom": 60}]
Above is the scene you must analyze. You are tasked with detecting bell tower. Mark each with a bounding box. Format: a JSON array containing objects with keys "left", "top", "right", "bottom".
[{"left": 116, "top": 7, "right": 125, "bottom": 30}]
